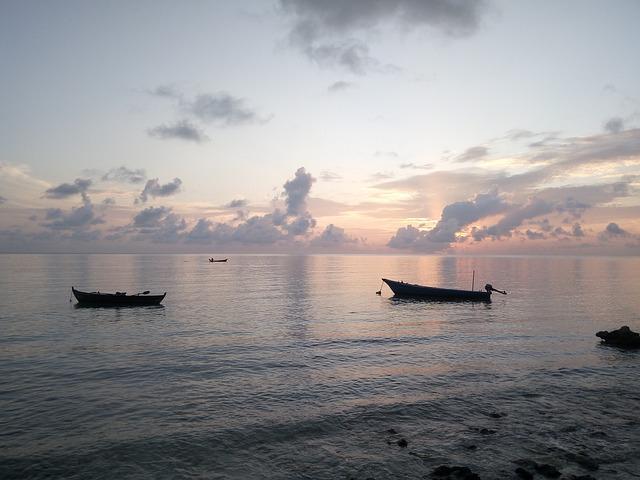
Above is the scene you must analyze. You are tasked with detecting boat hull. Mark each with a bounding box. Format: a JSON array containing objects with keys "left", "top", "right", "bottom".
[
  {"left": 382, "top": 278, "right": 491, "bottom": 302},
  {"left": 72, "top": 288, "right": 166, "bottom": 306}
]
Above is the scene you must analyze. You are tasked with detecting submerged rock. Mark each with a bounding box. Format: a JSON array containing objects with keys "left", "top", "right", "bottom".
[
  {"left": 397, "top": 438, "right": 408, "bottom": 448},
  {"left": 515, "top": 467, "right": 533, "bottom": 480},
  {"left": 534, "top": 463, "right": 561, "bottom": 478},
  {"left": 596, "top": 325, "right": 640, "bottom": 348},
  {"left": 431, "top": 465, "right": 480, "bottom": 479}
]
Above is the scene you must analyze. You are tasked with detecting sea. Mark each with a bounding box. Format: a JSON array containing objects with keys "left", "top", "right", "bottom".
[{"left": 1, "top": 254, "right": 639, "bottom": 479}]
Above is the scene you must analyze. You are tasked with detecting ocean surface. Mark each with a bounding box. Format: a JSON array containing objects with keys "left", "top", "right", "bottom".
[{"left": 1, "top": 254, "right": 639, "bottom": 479}]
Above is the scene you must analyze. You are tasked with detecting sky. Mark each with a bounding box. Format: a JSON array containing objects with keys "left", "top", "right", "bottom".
[{"left": 1, "top": 0, "right": 640, "bottom": 254}]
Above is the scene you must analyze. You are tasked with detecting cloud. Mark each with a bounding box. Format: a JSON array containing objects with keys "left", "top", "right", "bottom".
[
  {"left": 137, "top": 178, "right": 183, "bottom": 203},
  {"left": 42, "top": 198, "right": 104, "bottom": 231},
  {"left": 603, "top": 222, "right": 628, "bottom": 237},
  {"left": 102, "top": 197, "right": 116, "bottom": 205},
  {"left": 320, "top": 170, "right": 342, "bottom": 181},
  {"left": 328, "top": 81, "right": 355, "bottom": 92},
  {"left": 388, "top": 190, "right": 509, "bottom": 251},
  {"left": 130, "top": 206, "right": 187, "bottom": 243},
  {"left": 472, "top": 198, "right": 554, "bottom": 240},
  {"left": 102, "top": 166, "right": 147, "bottom": 184},
  {"left": 283, "top": 167, "right": 316, "bottom": 216},
  {"left": 133, "top": 206, "right": 172, "bottom": 227},
  {"left": 0, "top": 195, "right": 6, "bottom": 204},
  {"left": 280, "top": 0, "right": 489, "bottom": 73},
  {"left": 148, "top": 120, "right": 209, "bottom": 143},
  {"left": 186, "top": 93, "right": 262, "bottom": 126},
  {"left": 456, "top": 145, "right": 488, "bottom": 162},
  {"left": 148, "top": 84, "right": 182, "bottom": 99},
  {"left": 44, "top": 178, "right": 91, "bottom": 199},
  {"left": 369, "top": 171, "right": 395, "bottom": 181},
  {"left": 399, "top": 163, "right": 433, "bottom": 170},
  {"left": 311, "top": 224, "right": 358, "bottom": 247},
  {"left": 572, "top": 222, "right": 585, "bottom": 237},
  {"left": 604, "top": 117, "right": 624, "bottom": 134},
  {"left": 225, "top": 199, "right": 248, "bottom": 209}
]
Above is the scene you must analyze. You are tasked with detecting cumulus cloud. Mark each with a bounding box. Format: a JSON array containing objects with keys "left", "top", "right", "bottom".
[
  {"left": 388, "top": 190, "right": 509, "bottom": 251},
  {"left": 280, "top": 0, "right": 488, "bottom": 73},
  {"left": 148, "top": 120, "right": 209, "bottom": 143},
  {"left": 137, "top": 178, "right": 183, "bottom": 203},
  {"left": 225, "top": 199, "right": 248, "bottom": 209},
  {"left": 311, "top": 224, "right": 358, "bottom": 247},
  {"left": 42, "top": 196, "right": 104, "bottom": 231},
  {"left": 44, "top": 178, "right": 91, "bottom": 200},
  {"left": 328, "top": 80, "right": 355, "bottom": 92},
  {"left": 102, "top": 166, "right": 146, "bottom": 184},
  {"left": 472, "top": 198, "right": 554, "bottom": 240},
  {"left": 602, "top": 222, "right": 628, "bottom": 237},
  {"left": 283, "top": 167, "right": 316, "bottom": 216}
]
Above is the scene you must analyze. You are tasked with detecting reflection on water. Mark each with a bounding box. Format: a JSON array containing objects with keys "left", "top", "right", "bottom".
[{"left": 1, "top": 254, "right": 639, "bottom": 479}]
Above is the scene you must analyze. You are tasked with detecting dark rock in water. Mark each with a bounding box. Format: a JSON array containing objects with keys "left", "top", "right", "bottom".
[
  {"left": 534, "top": 463, "right": 561, "bottom": 478},
  {"left": 568, "top": 475, "right": 597, "bottom": 480},
  {"left": 431, "top": 465, "right": 480, "bottom": 479},
  {"left": 464, "top": 444, "right": 477, "bottom": 450},
  {"left": 515, "top": 467, "right": 533, "bottom": 480},
  {"left": 432, "top": 465, "right": 453, "bottom": 476},
  {"left": 386, "top": 428, "right": 398, "bottom": 434},
  {"left": 565, "top": 452, "right": 599, "bottom": 471},
  {"left": 479, "top": 428, "right": 496, "bottom": 435},
  {"left": 397, "top": 438, "right": 408, "bottom": 448},
  {"left": 596, "top": 325, "right": 640, "bottom": 348},
  {"left": 489, "top": 412, "right": 504, "bottom": 418}
]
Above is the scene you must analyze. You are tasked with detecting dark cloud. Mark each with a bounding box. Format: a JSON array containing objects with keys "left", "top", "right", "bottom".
[
  {"left": 102, "top": 166, "right": 147, "bottom": 184},
  {"left": 604, "top": 117, "right": 624, "bottom": 134},
  {"left": 388, "top": 190, "right": 509, "bottom": 251},
  {"left": 148, "top": 120, "right": 209, "bottom": 143},
  {"left": 327, "top": 80, "right": 355, "bottom": 92},
  {"left": 283, "top": 167, "right": 316, "bottom": 216},
  {"left": 102, "top": 197, "right": 116, "bottom": 205},
  {"left": 311, "top": 224, "right": 358, "bottom": 247},
  {"left": 44, "top": 178, "right": 91, "bottom": 199},
  {"left": 525, "top": 229, "right": 545, "bottom": 240},
  {"left": 604, "top": 222, "right": 628, "bottom": 236},
  {"left": 42, "top": 199, "right": 104, "bottom": 231},
  {"left": 280, "top": 0, "right": 488, "bottom": 73},
  {"left": 225, "top": 199, "right": 248, "bottom": 209},
  {"left": 472, "top": 198, "right": 554, "bottom": 240},
  {"left": 0, "top": 195, "right": 6, "bottom": 204},
  {"left": 572, "top": 222, "right": 585, "bottom": 237},
  {"left": 456, "top": 145, "right": 488, "bottom": 162},
  {"left": 133, "top": 206, "right": 172, "bottom": 227},
  {"left": 185, "top": 93, "right": 262, "bottom": 126},
  {"left": 137, "top": 178, "right": 183, "bottom": 203}
]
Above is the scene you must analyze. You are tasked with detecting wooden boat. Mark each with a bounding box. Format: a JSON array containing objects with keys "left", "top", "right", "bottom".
[
  {"left": 72, "top": 287, "right": 166, "bottom": 306},
  {"left": 209, "top": 258, "right": 228, "bottom": 262},
  {"left": 381, "top": 278, "right": 506, "bottom": 302}
]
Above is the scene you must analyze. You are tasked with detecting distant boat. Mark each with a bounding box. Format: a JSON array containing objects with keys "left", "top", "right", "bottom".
[
  {"left": 72, "top": 287, "right": 166, "bottom": 306},
  {"left": 381, "top": 278, "right": 506, "bottom": 302},
  {"left": 209, "top": 258, "right": 228, "bottom": 263}
]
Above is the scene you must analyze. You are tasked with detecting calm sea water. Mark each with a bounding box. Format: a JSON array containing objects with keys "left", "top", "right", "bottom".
[{"left": 1, "top": 254, "right": 639, "bottom": 479}]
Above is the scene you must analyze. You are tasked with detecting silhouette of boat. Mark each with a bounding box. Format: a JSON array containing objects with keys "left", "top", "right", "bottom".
[
  {"left": 209, "top": 258, "right": 228, "bottom": 262},
  {"left": 381, "top": 278, "right": 506, "bottom": 302},
  {"left": 72, "top": 287, "right": 166, "bottom": 306}
]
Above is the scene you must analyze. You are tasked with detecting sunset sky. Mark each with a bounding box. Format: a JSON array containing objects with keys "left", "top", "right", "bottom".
[{"left": 1, "top": 0, "right": 639, "bottom": 254}]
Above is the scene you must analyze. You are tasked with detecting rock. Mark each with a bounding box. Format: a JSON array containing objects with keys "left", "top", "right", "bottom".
[
  {"left": 565, "top": 452, "right": 599, "bottom": 471},
  {"left": 489, "top": 412, "right": 504, "bottom": 418},
  {"left": 464, "top": 444, "right": 477, "bottom": 450},
  {"left": 386, "top": 428, "right": 398, "bottom": 434},
  {"left": 432, "top": 465, "right": 453, "bottom": 476},
  {"left": 515, "top": 467, "right": 533, "bottom": 480},
  {"left": 479, "top": 428, "right": 496, "bottom": 435},
  {"left": 431, "top": 465, "right": 480, "bottom": 479},
  {"left": 568, "top": 476, "right": 597, "bottom": 480},
  {"left": 534, "top": 463, "right": 561, "bottom": 478},
  {"left": 596, "top": 325, "right": 640, "bottom": 348},
  {"left": 397, "top": 438, "right": 408, "bottom": 448}
]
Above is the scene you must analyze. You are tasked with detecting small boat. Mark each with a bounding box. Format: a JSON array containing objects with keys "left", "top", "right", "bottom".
[
  {"left": 209, "top": 258, "right": 228, "bottom": 263},
  {"left": 381, "top": 278, "right": 506, "bottom": 302},
  {"left": 72, "top": 287, "right": 166, "bottom": 306}
]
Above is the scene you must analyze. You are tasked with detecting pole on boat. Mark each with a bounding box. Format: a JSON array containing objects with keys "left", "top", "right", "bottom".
[{"left": 472, "top": 270, "right": 475, "bottom": 291}]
